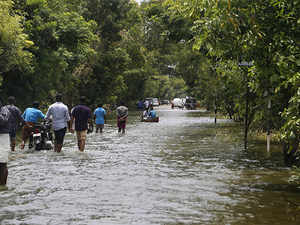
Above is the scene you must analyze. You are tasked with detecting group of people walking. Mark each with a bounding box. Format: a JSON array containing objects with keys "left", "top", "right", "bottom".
[{"left": 0, "top": 94, "right": 128, "bottom": 188}]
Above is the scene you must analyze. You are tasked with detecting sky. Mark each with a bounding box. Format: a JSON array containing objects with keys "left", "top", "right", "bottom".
[{"left": 135, "top": 0, "right": 144, "bottom": 4}]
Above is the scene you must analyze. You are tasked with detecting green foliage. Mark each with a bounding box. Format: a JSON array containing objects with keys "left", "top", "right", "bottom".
[
  {"left": 281, "top": 85, "right": 300, "bottom": 141},
  {"left": 0, "top": 0, "right": 33, "bottom": 78},
  {"left": 164, "top": 0, "right": 299, "bottom": 161},
  {"left": 1, "top": 0, "right": 298, "bottom": 161}
]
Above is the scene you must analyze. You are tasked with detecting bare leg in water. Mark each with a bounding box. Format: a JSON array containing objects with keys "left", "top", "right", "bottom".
[
  {"left": 55, "top": 144, "right": 63, "bottom": 153},
  {"left": 77, "top": 140, "right": 81, "bottom": 150},
  {"left": 10, "top": 139, "right": 16, "bottom": 151},
  {"left": 79, "top": 139, "right": 86, "bottom": 152},
  {"left": 0, "top": 163, "right": 8, "bottom": 186},
  {"left": 77, "top": 139, "right": 86, "bottom": 152}
]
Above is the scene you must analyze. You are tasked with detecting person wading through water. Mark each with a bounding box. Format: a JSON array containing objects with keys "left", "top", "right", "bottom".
[
  {"left": 0, "top": 98, "right": 12, "bottom": 188},
  {"left": 45, "top": 93, "right": 70, "bottom": 153},
  {"left": 94, "top": 103, "right": 106, "bottom": 133},
  {"left": 5, "top": 96, "right": 24, "bottom": 151},
  {"left": 70, "top": 96, "right": 92, "bottom": 152},
  {"left": 116, "top": 102, "right": 128, "bottom": 134}
]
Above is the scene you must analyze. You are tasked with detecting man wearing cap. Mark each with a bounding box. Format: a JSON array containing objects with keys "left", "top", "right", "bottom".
[
  {"left": 20, "top": 101, "right": 45, "bottom": 149},
  {"left": 45, "top": 94, "right": 70, "bottom": 152}
]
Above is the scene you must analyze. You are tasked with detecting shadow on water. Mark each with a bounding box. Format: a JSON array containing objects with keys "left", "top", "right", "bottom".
[{"left": 1, "top": 107, "right": 300, "bottom": 225}]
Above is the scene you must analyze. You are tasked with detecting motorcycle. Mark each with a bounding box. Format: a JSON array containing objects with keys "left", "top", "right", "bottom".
[{"left": 29, "top": 120, "right": 53, "bottom": 151}]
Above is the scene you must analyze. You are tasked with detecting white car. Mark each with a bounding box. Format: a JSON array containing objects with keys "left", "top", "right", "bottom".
[
  {"left": 152, "top": 98, "right": 159, "bottom": 106},
  {"left": 172, "top": 98, "right": 184, "bottom": 108}
]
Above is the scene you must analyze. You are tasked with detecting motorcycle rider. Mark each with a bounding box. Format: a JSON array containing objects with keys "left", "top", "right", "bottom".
[
  {"left": 45, "top": 93, "right": 70, "bottom": 152},
  {"left": 20, "top": 101, "right": 45, "bottom": 149}
]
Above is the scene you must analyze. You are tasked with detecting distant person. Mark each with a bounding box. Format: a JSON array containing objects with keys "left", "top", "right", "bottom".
[
  {"left": 116, "top": 102, "right": 128, "bottom": 134},
  {"left": 94, "top": 104, "right": 106, "bottom": 133},
  {"left": 5, "top": 96, "right": 24, "bottom": 151},
  {"left": 144, "top": 99, "right": 150, "bottom": 111},
  {"left": 70, "top": 96, "right": 92, "bottom": 152},
  {"left": 171, "top": 101, "right": 174, "bottom": 109},
  {"left": 21, "top": 101, "right": 45, "bottom": 149},
  {"left": 142, "top": 109, "right": 149, "bottom": 119},
  {"left": 45, "top": 94, "right": 70, "bottom": 153},
  {"left": 137, "top": 100, "right": 144, "bottom": 110},
  {"left": 149, "top": 105, "right": 157, "bottom": 118},
  {"left": 0, "top": 98, "right": 11, "bottom": 187}
]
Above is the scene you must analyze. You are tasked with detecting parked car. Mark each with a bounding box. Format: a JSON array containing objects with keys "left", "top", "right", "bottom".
[
  {"left": 160, "top": 99, "right": 170, "bottom": 105},
  {"left": 172, "top": 98, "right": 184, "bottom": 108},
  {"left": 152, "top": 98, "right": 160, "bottom": 106}
]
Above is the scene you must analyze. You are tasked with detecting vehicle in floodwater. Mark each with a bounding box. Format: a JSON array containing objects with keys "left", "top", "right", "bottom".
[
  {"left": 141, "top": 116, "right": 159, "bottom": 122},
  {"left": 172, "top": 98, "right": 185, "bottom": 108},
  {"left": 152, "top": 98, "right": 160, "bottom": 106},
  {"left": 185, "top": 97, "right": 197, "bottom": 110},
  {"left": 28, "top": 120, "right": 53, "bottom": 150}
]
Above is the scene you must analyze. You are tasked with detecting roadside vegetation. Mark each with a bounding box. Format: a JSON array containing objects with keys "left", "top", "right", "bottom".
[{"left": 0, "top": 0, "right": 299, "bottom": 164}]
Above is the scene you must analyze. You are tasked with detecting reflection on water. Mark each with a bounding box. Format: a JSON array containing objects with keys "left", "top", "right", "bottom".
[{"left": 1, "top": 107, "right": 300, "bottom": 225}]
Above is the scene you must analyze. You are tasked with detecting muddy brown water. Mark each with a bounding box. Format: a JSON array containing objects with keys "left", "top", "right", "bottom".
[{"left": 1, "top": 107, "right": 300, "bottom": 225}]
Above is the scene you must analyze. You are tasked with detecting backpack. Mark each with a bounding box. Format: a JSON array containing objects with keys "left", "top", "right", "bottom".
[{"left": 0, "top": 106, "right": 10, "bottom": 127}]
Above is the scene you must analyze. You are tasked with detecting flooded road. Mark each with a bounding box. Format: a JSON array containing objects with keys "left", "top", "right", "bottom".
[{"left": 1, "top": 107, "right": 300, "bottom": 225}]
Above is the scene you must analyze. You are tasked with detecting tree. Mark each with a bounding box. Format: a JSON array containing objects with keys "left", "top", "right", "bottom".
[
  {"left": 2, "top": 0, "right": 99, "bottom": 106},
  {"left": 0, "top": 0, "right": 33, "bottom": 93},
  {"left": 165, "top": 0, "right": 299, "bottom": 158}
]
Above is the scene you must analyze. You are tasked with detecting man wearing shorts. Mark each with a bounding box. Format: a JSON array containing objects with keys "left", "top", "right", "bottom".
[
  {"left": 94, "top": 104, "right": 106, "bottom": 133},
  {"left": 5, "top": 96, "right": 24, "bottom": 151},
  {"left": 45, "top": 94, "right": 70, "bottom": 152},
  {"left": 0, "top": 99, "right": 11, "bottom": 187},
  {"left": 116, "top": 102, "right": 128, "bottom": 134},
  {"left": 70, "top": 96, "right": 92, "bottom": 152}
]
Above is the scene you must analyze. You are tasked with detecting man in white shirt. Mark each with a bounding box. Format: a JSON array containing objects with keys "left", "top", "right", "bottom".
[{"left": 45, "top": 94, "right": 70, "bottom": 152}]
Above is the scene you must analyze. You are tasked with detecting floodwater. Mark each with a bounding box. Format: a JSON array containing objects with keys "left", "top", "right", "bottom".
[{"left": 1, "top": 107, "right": 300, "bottom": 225}]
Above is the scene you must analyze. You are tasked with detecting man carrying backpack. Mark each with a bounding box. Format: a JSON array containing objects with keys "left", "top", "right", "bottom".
[
  {"left": 5, "top": 96, "right": 24, "bottom": 151},
  {"left": 0, "top": 98, "right": 12, "bottom": 187}
]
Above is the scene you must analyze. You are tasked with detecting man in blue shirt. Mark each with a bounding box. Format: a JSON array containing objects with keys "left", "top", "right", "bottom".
[
  {"left": 94, "top": 104, "right": 106, "bottom": 133},
  {"left": 20, "top": 101, "right": 45, "bottom": 149},
  {"left": 149, "top": 105, "right": 157, "bottom": 118}
]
